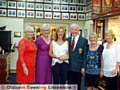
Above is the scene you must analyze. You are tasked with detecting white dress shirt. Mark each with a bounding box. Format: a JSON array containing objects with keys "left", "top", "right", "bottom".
[{"left": 71, "top": 34, "right": 79, "bottom": 51}]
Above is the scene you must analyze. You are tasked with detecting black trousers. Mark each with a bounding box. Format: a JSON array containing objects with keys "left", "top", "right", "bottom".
[
  {"left": 104, "top": 75, "right": 118, "bottom": 90},
  {"left": 67, "top": 71, "right": 82, "bottom": 90},
  {"left": 52, "top": 62, "right": 68, "bottom": 84}
]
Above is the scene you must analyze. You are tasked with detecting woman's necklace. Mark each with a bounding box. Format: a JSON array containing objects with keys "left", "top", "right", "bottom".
[
  {"left": 58, "top": 42, "right": 63, "bottom": 44},
  {"left": 57, "top": 41, "right": 64, "bottom": 45}
]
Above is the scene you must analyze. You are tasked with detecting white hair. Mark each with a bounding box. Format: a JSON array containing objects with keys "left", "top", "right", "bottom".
[
  {"left": 24, "top": 26, "right": 34, "bottom": 32},
  {"left": 70, "top": 23, "right": 80, "bottom": 30},
  {"left": 41, "top": 24, "right": 50, "bottom": 31}
]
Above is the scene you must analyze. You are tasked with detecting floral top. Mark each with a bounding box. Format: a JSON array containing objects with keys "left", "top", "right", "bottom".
[{"left": 86, "top": 44, "right": 104, "bottom": 75}]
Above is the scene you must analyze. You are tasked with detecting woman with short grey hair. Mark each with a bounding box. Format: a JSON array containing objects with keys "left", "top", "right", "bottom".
[
  {"left": 35, "top": 24, "right": 52, "bottom": 84},
  {"left": 16, "top": 26, "right": 37, "bottom": 84}
]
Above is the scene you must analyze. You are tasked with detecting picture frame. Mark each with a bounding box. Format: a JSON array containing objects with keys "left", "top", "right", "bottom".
[
  {"left": 53, "top": 5, "right": 60, "bottom": 11},
  {"left": 44, "top": 4, "right": 52, "bottom": 11},
  {"left": 69, "top": 6, "right": 76, "bottom": 12},
  {"left": 77, "top": 6, "right": 84, "bottom": 12},
  {"left": 8, "top": 1, "right": 16, "bottom": 9},
  {"left": 86, "top": 0, "right": 92, "bottom": 4},
  {"left": 86, "top": 12, "right": 91, "bottom": 20},
  {"left": 27, "top": 11, "right": 34, "bottom": 18},
  {"left": 45, "top": 12, "right": 52, "bottom": 19},
  {"left": 0, "top": 9, "right": 6, "bottom": 16},
  {"left": 78, "top": 14, "right": 85, "bottom": 20},
  {"left": 36, "top": 3, "right": 43, "bottom": 10},
  {"left": 77, "top": 0, "right": 85, "bottom": 5},
  {"left": 62, "top": 13, "right": 69, "bottom": 19},
  {"left": 27, "top": 0, "right": 34, "bottom": 2},
  {"left": 61, "top": 5, "right": 68, "bottom": 12},
  {"left": 61, "top": 0, "right": 68, "bottom": 4},
  {"left": 0, "top": 1, "right": 6, "bottom": 8},
  {"left": 17, "top": 2, "right": 25, "bottom": 9},
  {"left": 27, "top": 3, "right": 34, "bottom": 10},
  {"left": 36, "top": 0, "right": 43, "bottom": 2},
  {"left": 86, "top": 6, "right": 89, "bottom": 12},
  {"left": 53, "top": 0, "right": 60, "bottom": 3},
  {"left": 17, "top": 10, "right": 25, "bottom": 17},
  {"left": 93, "top": 6, "right": 100, "bottom": 13},
  {"left": 86, "top": 5, "right": 92, "bottom": 12},
  {"left": 8, "top": 10, "right": 16, "bottom": 17},
  {"left": 14, "top": 32, "right": 21, "bottom": 37},
  {"left": 69, "top": 0, "right": 76, "bottom": 4},
  {"left": 44, "top": 0, "right": 52, "bottom": 3},
  {"left": 96, "top": 21, "right": 103, "bottom": 40},
  {"left": 36, "top": 11, "right": 43, "bottom": 18},
  {"left": 53, "top": 12, "right": 60, "bottom": 19},
  {"left": 86, "top": 13, "right": 89, "bottom": 20},
  {"left": 70, "top": 13, "right": 77, "bottom": 20}
]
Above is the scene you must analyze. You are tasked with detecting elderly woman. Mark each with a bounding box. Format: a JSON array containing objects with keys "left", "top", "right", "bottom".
[
  {"left": 85, "top": 32, "right": 104, "bottom": 90},
  {"left": 16, "top": 26, "right": 37, "bottom": 84},
  {"left": 35, "top": 24, "right": 52, "bottom": 84},
  {"left": 49, "top": 27, "right": 69, "bottom": 84},
  {"left": 102, "top": 30, "right": 120, "bottom": 90}
]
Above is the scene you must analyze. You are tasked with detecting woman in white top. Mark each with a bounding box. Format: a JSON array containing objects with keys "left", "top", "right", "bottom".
[
  {"left": 49, "top": 27, "right": 69, "bottom": 84},
  {"left": 102, "top": 30, "right": 120, "bottom": 90}
]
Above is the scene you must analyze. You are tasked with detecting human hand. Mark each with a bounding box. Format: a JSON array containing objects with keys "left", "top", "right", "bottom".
[
  {"left": 81, "top": 68, "right": 85, "bottom": 76},
  {"left": 23, "top": 66, "right": 28, "bottom": 76},
  {"left": 59, "top": 56, "right": 65, "bottom": 61},
  {"left": 111, "top": 69, "right": 117, "bottom": 75}
]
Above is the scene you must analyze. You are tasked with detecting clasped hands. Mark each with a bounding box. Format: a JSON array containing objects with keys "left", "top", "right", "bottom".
[{"left": 57, "top": 56, "right": 65, "bottom": 61}]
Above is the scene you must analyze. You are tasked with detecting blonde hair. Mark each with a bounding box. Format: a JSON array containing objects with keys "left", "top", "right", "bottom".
[
  {"left": 24, "top": 26, "right": 34, "bottom": 32},
  {"left": 105, "top": 29, "right": 115, "bottom": 39},
  {"left": 54, "top": 27, "right": 66, "bottom": 41},
  {"left": 41, "top": 24, "right": 50, "bottom": 32},
  {"left": 89, "top": 32, "right": 98, "bottom": 40}
]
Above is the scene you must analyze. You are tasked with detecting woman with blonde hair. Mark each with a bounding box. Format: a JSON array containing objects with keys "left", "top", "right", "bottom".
[
  {"left": 49, "top": 27, "right": 69, "bottom": 84},
  {"left": 35, "top": 24, "right": 52, "bottom": 84},
  {"left": 85, "top": 32, "right": 104, "bottom": 90},
  {"left": 102, "top": 30, "right": 120, "bottom": 90},
  {"left": 16, "top": 26, "right": 37, "bottom": 84}
]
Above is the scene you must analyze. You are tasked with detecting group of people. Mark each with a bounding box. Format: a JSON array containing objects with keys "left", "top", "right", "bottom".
[{"left": 16, "top": 23, "right": 120, "bottom": 90}]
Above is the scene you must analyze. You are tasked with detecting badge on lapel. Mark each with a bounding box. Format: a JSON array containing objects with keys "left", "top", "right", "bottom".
[{"left": 79, "top": 48, "right": 82, "bottom": 54}]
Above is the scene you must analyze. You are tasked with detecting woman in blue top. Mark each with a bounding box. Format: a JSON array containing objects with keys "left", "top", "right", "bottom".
[{"left": 85, "top": 32, "right": 104, "bottom": 90}]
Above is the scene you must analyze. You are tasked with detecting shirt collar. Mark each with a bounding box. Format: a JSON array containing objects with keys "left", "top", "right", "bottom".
[{"left": 72, "top": 34, "right": 79, "bottom": 40}]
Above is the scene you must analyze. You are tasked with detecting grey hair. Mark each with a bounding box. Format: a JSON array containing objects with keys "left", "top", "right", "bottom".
[
  {"left": 70, "top": 23, "right": 80, "bottom": 30},
  {"left": 24, "top": 26, "right": 34, "bottom": 32},
  {"left": 41, "top": 24, "right": 50, "bottom": 32}
]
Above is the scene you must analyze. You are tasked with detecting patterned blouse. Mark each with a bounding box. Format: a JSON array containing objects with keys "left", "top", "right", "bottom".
[{"left": 86, "top": 44, "right": 104, "bottom": 75}]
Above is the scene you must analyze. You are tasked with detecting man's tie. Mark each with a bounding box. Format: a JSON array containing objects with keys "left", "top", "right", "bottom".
[{"left": 72, "top": 37, "right": 75, "bottom": 52}]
